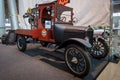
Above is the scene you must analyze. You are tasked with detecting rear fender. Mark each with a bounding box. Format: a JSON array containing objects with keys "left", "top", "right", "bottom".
[{"left": 57, "top": 38, "right": 92, "bottom": 49}]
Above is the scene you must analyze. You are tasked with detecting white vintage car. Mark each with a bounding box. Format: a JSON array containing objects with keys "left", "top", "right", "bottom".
[{"left": 93, "top": 27, "right": 110, "bottom": 39}]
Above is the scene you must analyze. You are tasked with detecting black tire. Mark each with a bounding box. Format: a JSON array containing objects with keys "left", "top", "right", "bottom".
[
  {"left": 91, "top": 37, "right": 109, "bottom": 59},
  {"left": 1, "top": 40, "right": 6, "bottom": 44},
  {"left": 40, "top": 41, "right": 48, "bottom": 47},
  {"left": 17, "top": 35, "right": 27, "bottom": 52},
  {"left": 65, "top": 44, "right": 91, "bottom": 77},
  {"left": 8, "top": 31, "right": 16, "bottom": 44},
  {"left": 1, "top": 34, "right": 7, "bottom": 44}
]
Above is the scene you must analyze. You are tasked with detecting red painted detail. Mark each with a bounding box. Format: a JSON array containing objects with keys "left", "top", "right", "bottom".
[{"left": 58, "top": 0, "right": 70, "bottom": 5}]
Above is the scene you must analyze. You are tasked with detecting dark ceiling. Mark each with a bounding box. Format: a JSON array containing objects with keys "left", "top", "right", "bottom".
[{"left": 4, "top": 0, "right": 120, "bottom": 18}]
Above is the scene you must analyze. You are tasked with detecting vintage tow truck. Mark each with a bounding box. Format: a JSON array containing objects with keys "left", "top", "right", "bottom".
[{"left": 15, "top": 2, "right": 109, "bottom": 77}]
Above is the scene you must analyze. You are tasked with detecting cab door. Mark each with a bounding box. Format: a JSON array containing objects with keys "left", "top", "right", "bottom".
[{"left": 38, "top": 4, "right": 55, "bottom": 43}]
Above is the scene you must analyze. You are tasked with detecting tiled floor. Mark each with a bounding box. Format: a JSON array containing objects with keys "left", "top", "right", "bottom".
[
  {"left": 0, "top": 42, "right": 120, "bottom": 80},
  {"left": 0, "top": 44, "right": 81, "bottom": 80},
  {"left": 97, "top": 61, "right": 120, "bottom": 80}
]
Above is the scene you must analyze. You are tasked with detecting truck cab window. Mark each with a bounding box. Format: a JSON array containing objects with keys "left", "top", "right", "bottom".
[{"left": 41, "top": 6, "right": 52, "bottom": 23}]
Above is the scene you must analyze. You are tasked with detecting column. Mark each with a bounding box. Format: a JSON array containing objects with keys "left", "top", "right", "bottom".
[
  {"left": 0, "top": 0, "right": 5, "bottom": 37},
  {"left": 8, "top": 0, "right": 18, "bottom": 30}
]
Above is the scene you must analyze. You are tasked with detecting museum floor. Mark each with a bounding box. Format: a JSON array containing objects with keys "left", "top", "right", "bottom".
[
  {"left": 0, "top": 43, "right": 120, "bottom": 80},
  {"left": 97, "top": 61, "right": 120, "bottom": 80}
]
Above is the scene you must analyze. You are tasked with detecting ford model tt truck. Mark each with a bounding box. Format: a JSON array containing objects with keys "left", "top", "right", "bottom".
[{"left": 15, "top": 2, "right": 109, "bottom": 77}]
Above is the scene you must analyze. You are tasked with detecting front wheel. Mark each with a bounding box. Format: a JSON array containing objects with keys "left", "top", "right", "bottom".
[
  {"left": 17, "top": 35, "right": 27, "bottom": 52},
  {"left": 91, "top": 37, "right": 109, "bottom": 59},
  {"left": 65, "top": 44, "right": 91, "bottom": 77}
]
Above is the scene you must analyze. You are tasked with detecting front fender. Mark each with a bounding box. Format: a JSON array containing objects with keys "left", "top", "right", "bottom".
[{"left": 57, "top": 38, "right": 92, "bottom": 49}]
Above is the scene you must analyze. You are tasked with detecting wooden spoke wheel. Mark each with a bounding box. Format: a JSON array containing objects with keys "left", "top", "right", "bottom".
[{"left": 91, "top": 38, "right": 109, "bottom": 59}]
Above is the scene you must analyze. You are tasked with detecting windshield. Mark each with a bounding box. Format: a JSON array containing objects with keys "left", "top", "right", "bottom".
[{"left": 56, "top": 4, "right": 73, "bottom": 24}]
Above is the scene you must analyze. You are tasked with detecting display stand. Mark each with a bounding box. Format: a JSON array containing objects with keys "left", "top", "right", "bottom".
[{"left": 25, "top": 47, "right": 109, "bottom": 80}]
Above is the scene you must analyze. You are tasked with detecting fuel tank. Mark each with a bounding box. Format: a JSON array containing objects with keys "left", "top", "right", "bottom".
[{"left": 54, "top": 24, "right": 93, "bottom": 44}]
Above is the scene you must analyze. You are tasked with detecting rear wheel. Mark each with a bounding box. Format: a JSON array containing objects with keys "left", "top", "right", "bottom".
[
  {"left": 91, "top": 37, "right": 109, "bottom": 59},
  {"left": 17, "top": 35, "right": 27, "bottom": 52},
  {"left": 65, "top": 44, "right": 91, "bottom": 77}
]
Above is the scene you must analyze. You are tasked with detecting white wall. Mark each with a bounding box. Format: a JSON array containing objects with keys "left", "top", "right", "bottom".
[
  {"left": 18, "top": 0, "right": 110, "bottom": 29},
  {"left": 66, "top": 0, "right": 110, "bottom": 26}
]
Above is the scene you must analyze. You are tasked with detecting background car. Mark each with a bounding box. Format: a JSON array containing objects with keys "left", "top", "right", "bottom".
[{"left": 93, "top": 27, "right": 110, "bottom": 39}]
